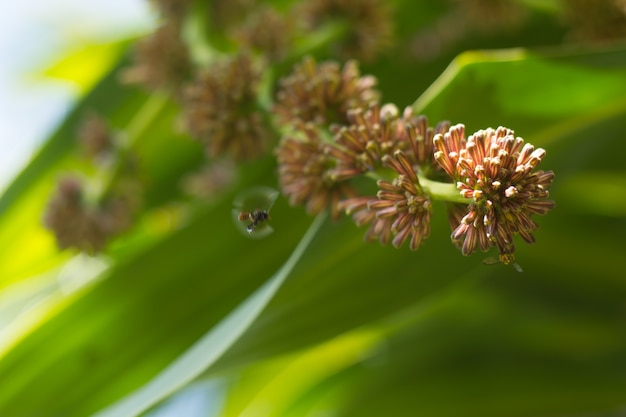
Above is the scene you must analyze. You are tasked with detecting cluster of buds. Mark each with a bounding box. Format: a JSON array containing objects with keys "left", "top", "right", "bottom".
[
  {"left": 149, "top": 0, "right": 193, "bottom": 21},
  {"left": 119, "top": 21, "right": 192, "bottom": 95},
  {"left": 76, "top": 112, "right": 115, "bottom": 161},
  {"left": 43, "top": 113, "right": 142, "bottom": 253},
  {"left": 274, "top": 56, "right": 380, "bottom": 219},
  {"left": 119, "top": 0, "right": 396, "bottom": 163},
  {"left": 274, "top": 56, "right": 379, "bottom": 126},
  {"left": 46, "top": 0, "right": 558, "bottom": 266},
  {"left": 563, "top": 0, "right": 626, "bottom": 43},
  {"left": 273, "top": 57, "right": 555, "bottom": 265},
  {"left": 229, "top": 6, "right": 295, "bottom": 62},
  {"left": 296, "top": 0, "right": 394, "bottom": 61},
  {"left": 408, "top": 0, "right": 529, "bottom": 62},
  {"left": 181, "top": 52, "right": 273, "bottom": 161},
  {"left": 43, "top": 177, "right": 137, "bottom": 254},
  {"left": 409, "top": 0, "right": 626, "bottom": 62},
  {"left": 434, "top": 125, "right": 555, "bottom": 263}
]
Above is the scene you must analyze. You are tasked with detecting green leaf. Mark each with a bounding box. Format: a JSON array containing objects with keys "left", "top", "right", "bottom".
[
  {"left": 42, "top": 39, "right": 132, "bottom": 94},
  {"left": 93, "top": 213, "right": 327, "bottom": 417},
  {"left": 2, "top": 39, "right": 626, "bottom": 417}
]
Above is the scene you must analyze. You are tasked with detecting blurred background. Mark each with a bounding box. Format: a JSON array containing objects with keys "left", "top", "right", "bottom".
[
  {"left": 1, "top": 1, "right": 626, "bottom": 416},
  {"left": 0, "top": 1, "right": 152, "bottom": 192}
]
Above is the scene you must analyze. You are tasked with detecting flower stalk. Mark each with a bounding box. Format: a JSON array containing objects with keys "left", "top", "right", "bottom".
[{"left": 416, "top": 176, "right": 469, "bottom": 205}]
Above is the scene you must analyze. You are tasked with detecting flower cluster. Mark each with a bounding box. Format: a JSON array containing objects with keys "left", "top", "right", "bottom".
[
  {"left": 433, "top": 125, "right": 555, "bottom": 262},
  {"left": 274, "top": 56, "right": 379, "bottom": 126},
  {"left": 42, "top": 1, "right": 558, "bottom": 266},
  {"left": 119, "top": 21, "right": 192, "bottom": 94},
  {"left": 339, "top": 151, "right": 432, "bottom": 250},
  {"left": 181, "top": 52, "right": 273, "bottom": 160},
  {"left": 272, "top": 57, "right": 555, "bottom": 262},
  {"left": 408, "top": 0, "right": 528, "bottom": 62},
  {"left": 274, "top": 56, "right": 380, "bottom": 218},
  {"left": 149, "top": 0, "right": 192, "bottom": 20},
  {"left": 43, "top": 177, "right": 136, "bottom": 253},
  {"left": 230, "top": 6, "right": 295, "bottom": 62},
  {"left": 563, "top": 0, "right": 626, "bottom": 43},
  {"left": 325, "top": 103, "right": 407, "bottom": 182},
  {"left": 330, "top": 109, "right": 451, "bottom": 250},
  {"left": 276, "top": 122, "right": 356, "bottom": 220},
  {"left": 297, "top": 0, "right": 394, "bottom": 61},
  {"left": 43, "top": 113, "right": 143, "bottom": 253},
  {"left": 208, "top": 0, "right": 256, "bottom": 32},
  {"left": 77, "top": 112, "right": 114, "bottom": 161},
  {"left": 449, "top": 0, "right": 528, "bottom": 30},
  {"left": 44, "top": 177, "right": 106, "bottom": 253}
]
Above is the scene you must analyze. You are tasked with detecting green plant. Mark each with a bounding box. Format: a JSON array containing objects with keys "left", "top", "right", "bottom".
[{"left": 1, "top": 1, "right": 626, "bottom": 416}]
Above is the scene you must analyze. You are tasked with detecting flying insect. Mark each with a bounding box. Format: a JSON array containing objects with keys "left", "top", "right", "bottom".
[
  {"left": 232, "top": 186, "right": 279, "bottom": 238},
  {"left": 237, "top": 209, "right": 271, "bottom": 233}
]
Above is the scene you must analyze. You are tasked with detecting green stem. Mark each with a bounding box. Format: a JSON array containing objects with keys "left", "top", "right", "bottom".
[
  {"left": 366, "top": 170, "right": 470, "bottom": 205},
  {"left": 365, "top": 169, "right": 394, "bottom": 183},
  {"left": 125, "top": 93, "right": 170, "bottom": 144},
  {"left": 182, "top": 5, "right": 217, "bottom": 67},
  {"left": 418, "top": 175, "right": 469, "bottom": 205},
  {"left": 98, "top": 93, "right": 170, "bottom": 200},
  {"left": 288, "top": 20, "right": 349, "bottom": 60}
]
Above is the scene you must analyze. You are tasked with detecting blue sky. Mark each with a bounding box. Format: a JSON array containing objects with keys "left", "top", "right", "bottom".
[{"left": 0, "top": 1, "right": 154, "bottom": 192}]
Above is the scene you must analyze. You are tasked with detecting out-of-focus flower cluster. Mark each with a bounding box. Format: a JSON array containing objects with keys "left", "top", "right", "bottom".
[
  {"left": 119, "top": 21, "right": 192, "bottom": 95},
  {"left": 563, "top": 0, "right": 626, "bottom": 43},
  {"left": 181, "top": 52, "right": 272, "bottom": 161},
  {"left": 408, "top": 0, "right": 626, "bottom": 62},
  {"left": 44, "top": 114, "right": 141, "bottom": 253},
  {"left": 45, "top": 0, "right": 398, "bottom": 254},
  {"left": 296, "top": 0, "right": 394, "bottom": 62}
]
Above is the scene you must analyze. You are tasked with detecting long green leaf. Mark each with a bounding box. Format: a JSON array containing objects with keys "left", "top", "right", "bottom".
[{"left": 92, "top": 212, "right": 327, "bottom": 417}]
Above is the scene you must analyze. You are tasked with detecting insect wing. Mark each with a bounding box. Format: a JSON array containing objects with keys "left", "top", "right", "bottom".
[
  {"left": 233, "top": 186, "right": 278, "bottom": 211},
  {"left": 231, "top": 208, "right": 274, "bottom": 238},
  {"left": 482, "top": 256, "right": 523, "bottom": 273},
  {"left": 482, "top": 256, "right": 500, "bottom": 266}
]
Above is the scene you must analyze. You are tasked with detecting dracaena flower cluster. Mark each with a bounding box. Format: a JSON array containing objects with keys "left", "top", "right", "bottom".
[
  {"left": 339, "top": 151, "right": 432, "bottom": 250},
  {"left": 43, "top": 114, "right": 142, "bottom": 253},
  {"left": 296, "top": 0, "right": 394, "bottom": 61},
  {"left": 230, "top": 6, "right": 295, "bottom": 62},
  {"left": 563, "top": 0, "right": 626, "bottom": 43},
  {"left": 275, "top": 122, "right": 357, "bottom": 219},
  {"left": 149, "top": 0, "right": 193, "bottom": 20},
  {"left": 44, "top": 0, "right": 558, "bottom": 267},
  {"left": 274, "top": 56, "right": 380, "bottom": 219},
  {"left": 333, "top": 109, "right": 448, "bottom": 252},
  {"left": 181, "top": 52, "right": 273, "bottom": 161},
  {"left": 273, "top": 57, "right": 555, "bottom": 263},
  {"left": 324, "top": 103, "right": 408, "bottom": 182},
  {"left": 274, "top": 56, "right": 379, "bottom": 126},
  {"left": 434, "top": 125, "right": 555, "bottom": 263},
  {"left": 44, "top": 177, "right": 137, "bottom": 254},
  {"left": 119, "top": 21, "right": 192, "bottom": 94}
]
